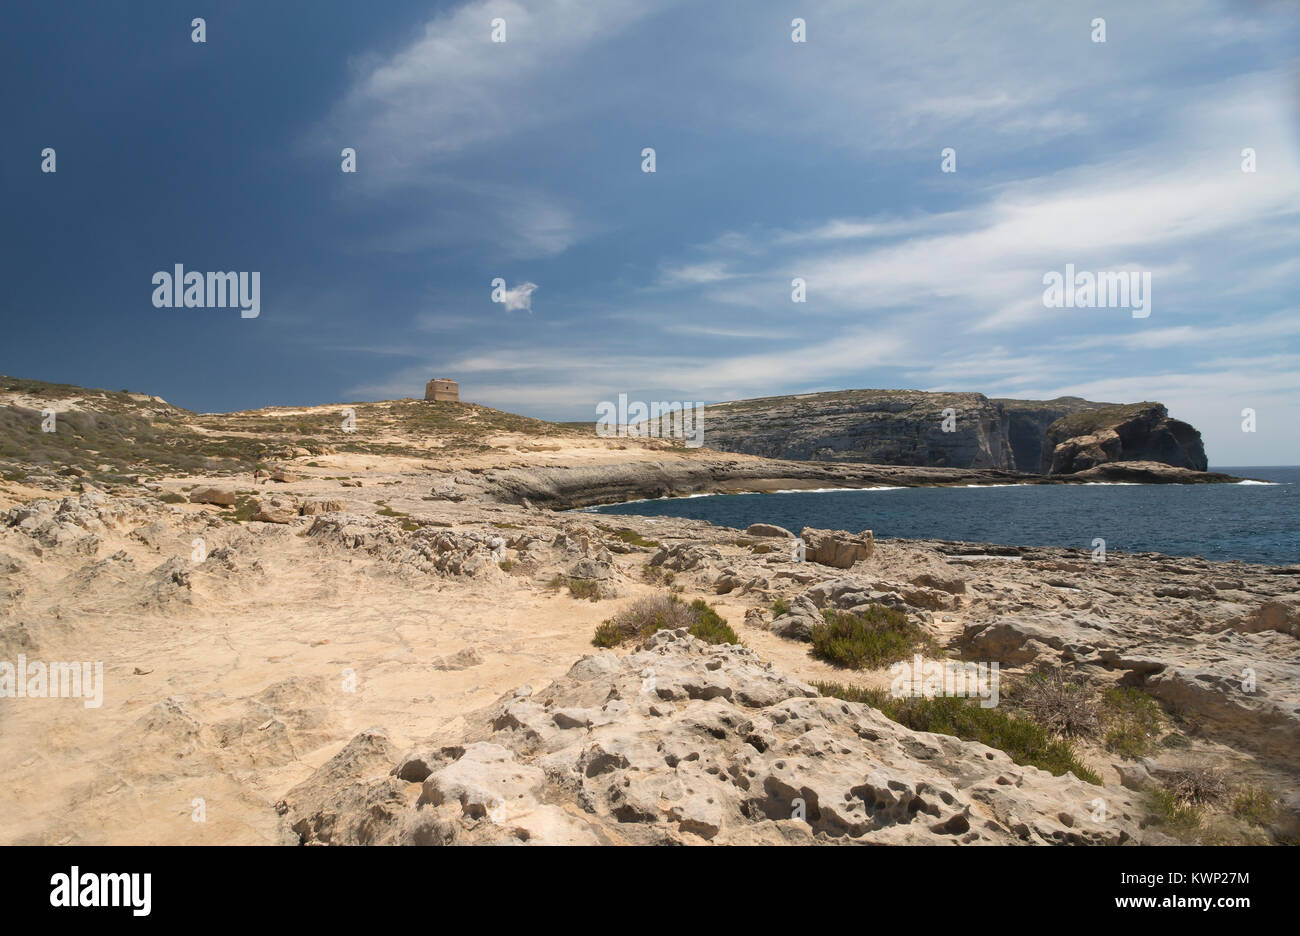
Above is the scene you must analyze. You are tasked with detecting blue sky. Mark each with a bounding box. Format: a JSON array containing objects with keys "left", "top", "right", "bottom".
[{"left": 3, "top": 0, "right": 1298, "bottom": 463}]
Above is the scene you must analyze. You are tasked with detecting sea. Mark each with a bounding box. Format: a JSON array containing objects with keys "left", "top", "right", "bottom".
[{"left": 585, "top": 466, "right": 1300, "bottom": 565}]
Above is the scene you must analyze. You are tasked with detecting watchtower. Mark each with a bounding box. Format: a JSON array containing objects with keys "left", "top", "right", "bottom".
[{"left": 424, "top": 378, "right": 459, "bottom": 402}]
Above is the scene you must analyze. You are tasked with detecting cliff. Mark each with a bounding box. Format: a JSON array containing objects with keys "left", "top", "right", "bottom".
[
  {"left": 1042, "top": 402, "right": 1208, "bottom": 475},
  {"left": 699, "top": 390, "right": 1135, "bottom": 472},
  {"left": 990, "top": 396, "right": 1117, "bottom": 473},
  {"left": 700, "top": 390, "right": 1016, "bottom": 469}
]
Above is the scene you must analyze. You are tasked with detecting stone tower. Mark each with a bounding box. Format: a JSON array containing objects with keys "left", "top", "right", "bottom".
[{"left": 424, "top": 378, "right": 459, "bottom": 402}]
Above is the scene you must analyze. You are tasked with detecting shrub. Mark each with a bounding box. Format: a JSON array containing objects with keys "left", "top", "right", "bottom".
[
  {"left": 814, "top": 682, "right": 1102, "bottom": 784},
  {"left": 613, "top": 528, "right": 659, "bottom": 548},
  {"left": 1017, "top": 668, "right": 1099, "bottom": 738},
  {"left": 159, "top": 492, "right": 186, "bottom": 504},
  {"left": 771, "top": 598, "right": 791, "bottom": 618},
  {"left": 810, "top": 605, "right": 935, "bottom": 669},
  {"left": 592, "top": 593, "right": 737, "bottom": 648},
  {"left": 1166, "top": 767, "right": 1227, "bottom": 806},
  {"left": 568, "top": 578, "right": 601, "bottom": 601}
]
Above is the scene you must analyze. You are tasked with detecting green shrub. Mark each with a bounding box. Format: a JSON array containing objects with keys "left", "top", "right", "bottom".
[
  {"left": 159, "top": 492, "right": 186, "bottom": 504},
  {"left": 810, "top": 605, "right": 935, "bottom": 669},
  {"left": 771, "top": 598, "right": 791, "bottom": 617},
  {"left": 593, "top": 593, "right": 737, "bottom": 647},
  {"left": 568, "top": 578, "right": 601, "bottom": 601},
  {"left": 613, "top": 528, "right": 659, "bottom": 548},
  {"left": 814, "top": 682, "right": 1101, "bottom": 784}
]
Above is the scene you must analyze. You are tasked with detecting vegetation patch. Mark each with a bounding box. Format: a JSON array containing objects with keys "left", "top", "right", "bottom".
[
  {"left": 1101, "top": 687, "right": 1166, "bottom": 758},
  {"left": 810, "top": 605, "right": 937, "bottom": 669},
  {"left": 612, "top": 528, "right": 660, "bottom": 548},
  {"left": 566, "top": 578, "right": 602, "bottom": 601},
  {"left": 814, "top": 681, "right": 1101, "bottom": 784},
  {"left": 1144, "top": 787, "right": 1203, "bottom": 838},
  {"left": 1164, "top": 767, "right": 1228, "bottom": 807},
  {"left": 1015, "top": 668, "right": 1099, "bottom": 738},
  {"left": 1232, "top": 786, "right": 1276, "bottom": 827},
  {"left": 593, "top": 594, "right": 738, "bottom": 648}
]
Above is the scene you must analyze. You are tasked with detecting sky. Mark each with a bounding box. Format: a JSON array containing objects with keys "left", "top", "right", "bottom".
[{"left": 2, "top": 0, "right": 1298, "bottom": 464}]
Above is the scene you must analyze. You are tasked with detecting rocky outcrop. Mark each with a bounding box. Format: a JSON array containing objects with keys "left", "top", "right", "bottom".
[
  {"left": 284, "top": 630, "right": 1149, "bottom": 845},
  {"left": 1043, "top": 403, "right": 1208, "bottom": 475},
  {"left": 799, "top": 527, "right": 874, "bottom": 568},
  {"left": 482, "top": 460, "right": 1052, "bottom": 511},
  {"left": 1068, "top": 461, "right": 1236, "bottom": 484},
  {"left": 991, "top": 397, "right": 1117, "bottom": 473},
  {"left": 188, "top": 487, "right": 236, "bottom": 507}
]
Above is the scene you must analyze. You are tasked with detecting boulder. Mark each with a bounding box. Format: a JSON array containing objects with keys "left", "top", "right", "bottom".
[
  {"left": 188, "top": 487, "right": 236, "bottom": 507},
  {"left": 799, "top": 527, "right": 874, "bottom": 568},
  {"left": 746, "top": 523, "right": 794, "bottom": 538},
  {"left": 301, "top": 498, "right": 346, "bottom": 516},
  {"left": 252, "top": 494, "right": 300, "bottom": 524}
]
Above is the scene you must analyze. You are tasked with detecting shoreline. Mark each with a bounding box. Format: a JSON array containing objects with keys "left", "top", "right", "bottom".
[{"left": 482, "top": 456, "right": 1249, "bottom": 511}]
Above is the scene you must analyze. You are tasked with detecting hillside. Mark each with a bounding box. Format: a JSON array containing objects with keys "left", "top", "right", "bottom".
[{"left": 0, "top": 374, "right": 587, "bottom": 491}]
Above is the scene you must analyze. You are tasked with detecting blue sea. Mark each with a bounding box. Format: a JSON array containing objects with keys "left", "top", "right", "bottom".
[{"left": 587, "top": 467, "right": 1300, "bottom": 565}]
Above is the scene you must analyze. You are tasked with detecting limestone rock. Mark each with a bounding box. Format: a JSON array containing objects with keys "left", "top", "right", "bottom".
[
  {"left": 286, "top": 631, "right": 1148, "bottom": 845},
  {"left": 746, "top": 523, "right": 794, "bottom": 538},
  {"left": 188, "top": 487, "right": 236, "bottom": 507},
  {"left": 252, "top": 494, "right": 300, "bottom": 524},
  {"left": 799, "top": 527, "right": 874, "bottom": 568},
  {"left": 1043, "top": 402, "right": 1207, "bottom": 474}
]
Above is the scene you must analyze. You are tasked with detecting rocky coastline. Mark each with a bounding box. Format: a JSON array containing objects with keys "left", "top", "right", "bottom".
[{"left": 0, "top": 378, "right": 1289, "bottom": 846}]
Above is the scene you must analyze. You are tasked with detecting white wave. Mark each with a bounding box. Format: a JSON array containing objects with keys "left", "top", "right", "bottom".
[{"left": 770, "top": 485, "right": 906, "bottom": 494}]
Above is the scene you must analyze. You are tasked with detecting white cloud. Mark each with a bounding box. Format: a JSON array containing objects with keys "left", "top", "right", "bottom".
[{"left": 498, "top": 281, "right": 538, "bottom": 312}]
